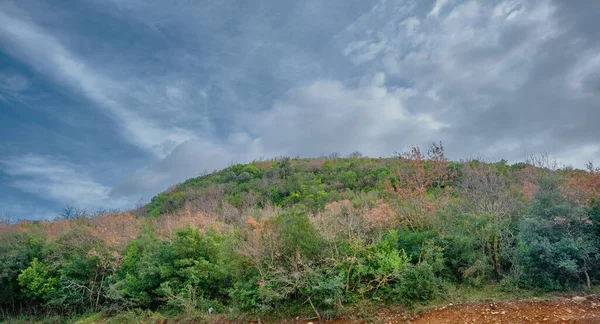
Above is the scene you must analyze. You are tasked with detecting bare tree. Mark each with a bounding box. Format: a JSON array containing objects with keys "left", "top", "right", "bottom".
[
  {"left": 525, "top": 152, "right": 558, "bottom": 170},
  {"left": 347, "top": 151, "right": 363, "bottom": 158},
  {"left": 185, "top": 185, "right": 224, "bottom": 215},
  {"left": 59, "top": 205, "right": 88, "bottom": 220},
  {"left": 0, "top": 211, "right": 14, "bottom": 225},
  {"left": 313, "top": 200, "right": 367, "bottom": 242},
  {"left": 456, "top": 163, "right": 522, "bottom": 279},
  {"left": 457, "top": 164, "right": 521, "bottom": 218},
  {"left": 586, "top": 161, "right": 599, "bottom": 173},
  {"left": 328, "top": 152, "right": 340, "bottom": 159},
  {"left": 427, "top": 141, "right": 450, "bottom": 189}
]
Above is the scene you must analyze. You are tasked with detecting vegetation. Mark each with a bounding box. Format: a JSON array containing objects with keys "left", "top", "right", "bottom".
[{"left": 1, "top": 143, "right": 600, "bottom": 322}]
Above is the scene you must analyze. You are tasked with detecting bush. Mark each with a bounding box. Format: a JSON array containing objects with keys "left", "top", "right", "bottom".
[
  {"left": 514, "top": 177, "right": 599, "bottom": 290},
  {"left": 393, "top": 262, "right": 443, "bottom": 306},
  {"left": 5, "top": 155, "right": 600, "bottom": 320},
  {"left": 18, "top": 258, "right": 58, "bottom": 302}
]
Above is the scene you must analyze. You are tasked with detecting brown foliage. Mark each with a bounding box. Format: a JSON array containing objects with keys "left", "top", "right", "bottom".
[
  {"left": 363, "top": 202, "right": 397, "bottom": 231},
  {"left": 254, "top": 160, "right": 274, "bottom": 171},
  {"left": 563, "top": 167, "right": 600, "bottom": 205},
  {"left": 184, "top": 184, "right": 225, "bottom": 215},
  {"left": 313, "top": 200, "right": 365, "bottom": 241},
  {"left": 458, "top": 164, "right": 521, "bottom": 217},
  {"left": 517, "top": 165, "right": 539, "bottom": 201},
  {"left": 388, "top": 143, "right": 451, "bottom": 231},
  {"left": 305, "top": 158, "right": 326, "bottom": 171},
  {"left": 44, "top": 219, "right": 78, "bottom": 240},
  {"left": 89, "top": 212, "right": 142, "bottom": 248},
  {"left": 220, "top": 200, "right": 242, "bottom": 224},
  {"left": 240, "top": 210, "right": 280, "bottom": 280},
  {"left": 155, "top": 206, "right": 218, "bottom": 241}
]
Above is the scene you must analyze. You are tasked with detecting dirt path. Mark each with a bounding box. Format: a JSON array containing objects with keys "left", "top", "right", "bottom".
[{"left": 377, "top": 296, "right": 600, "bottom": 324}]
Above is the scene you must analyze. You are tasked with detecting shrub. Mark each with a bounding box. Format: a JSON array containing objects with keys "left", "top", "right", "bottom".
[
  {"left": 515, "top": 177, "right": 599, "bottom": 290},
  {"left": 392, "top": 262, "right": 442, "bottom": 306}
]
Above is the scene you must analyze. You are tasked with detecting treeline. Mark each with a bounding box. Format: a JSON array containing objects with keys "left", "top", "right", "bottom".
[{"left": 1, "top": 144, "right": 600, "bottom": 321}]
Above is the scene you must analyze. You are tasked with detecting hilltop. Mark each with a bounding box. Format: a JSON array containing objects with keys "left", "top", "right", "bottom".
[{"left": 1, "top": 144, "right": 600, "bottom": 323}]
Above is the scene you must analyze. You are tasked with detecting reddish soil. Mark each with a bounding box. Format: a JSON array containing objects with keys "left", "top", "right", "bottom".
[
  {"left": 408, "top": 297, "right": 600, "bottom": 324},
  {"left": 325, "top": 295, "right": 600, "bottom": 324}
]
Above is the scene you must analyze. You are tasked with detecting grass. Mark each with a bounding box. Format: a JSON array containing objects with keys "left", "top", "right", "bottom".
[{"left": 5, "top": 285, "right": 600, "bottom": 324}]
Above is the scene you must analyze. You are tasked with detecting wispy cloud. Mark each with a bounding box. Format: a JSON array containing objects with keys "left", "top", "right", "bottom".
[
  {"left": 1, "top": 0, "right": 600, "bottom": 219},
  {"left": 0, "top": 6, "right": 197, "bottom": 158},
  {"left": 1, "top": 154, "right": 132, "bottom": 210},
  {"left": 0, "top": 201, "right": 56, "bottom": 221},
  {"left": 428, "top": 0, "right": 450, "bottom": 18},
  {"left": 0, "top": 73, "right": 29, "bottom": 104}
]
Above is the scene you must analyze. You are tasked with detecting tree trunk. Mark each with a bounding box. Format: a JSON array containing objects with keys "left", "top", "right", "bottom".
[
  {"left": 493, "top": 234, "right": 501, "bottom": 280},
  {"left": 95, "top": 273, "right": 105, "bottom": 312},
  {"left": 306, "top": 296, "right": 321, "bottom": 323},
  {"left": 585, "top": 270, "right": 591, "bottom": 290}
]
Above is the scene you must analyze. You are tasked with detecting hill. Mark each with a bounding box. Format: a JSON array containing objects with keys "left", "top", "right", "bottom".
[{"left": 1, "top": 144, "right": 600, "bottom": 323}]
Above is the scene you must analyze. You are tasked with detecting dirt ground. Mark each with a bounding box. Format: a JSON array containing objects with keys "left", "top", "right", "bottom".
[
  {"left": 369, "top": 295, "right": 600, "bottom": 324},
  {"left": 208, "top": 295, "right": 600, "bottom": 324}
]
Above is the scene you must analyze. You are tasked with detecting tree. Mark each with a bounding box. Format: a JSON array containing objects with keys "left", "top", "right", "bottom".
[
  {"left": 0, "top": 212, "right": 14, "bottom": 225},
  {"left": 456, "top": 163, "right": 522, "bottom": 279},
  {"left": 0, "top": 228, "right": 46, "bottom": 314},
  {"left": 347, "top": 151, "right": 363, "bottom": 158},
  {"left": 18, "top": 258, "right": 58, "bottom": 302},
  {"left": 388, "top": 143, "right": 450, "bottom": 231},
  {"left": 427, "top": 141, "right": 450, "bottom": 190},
  {"left": 59, "top": 205, "right": 87, "bottom": 220},
  {"left": 235, "top": 211, "right": 336, "bottom": 319},
  {"left": 515, "top": 177, "right": 599, "bottom": 290},
  {"left": 563, "top": 162, "right": 600, "bottom": 206}
]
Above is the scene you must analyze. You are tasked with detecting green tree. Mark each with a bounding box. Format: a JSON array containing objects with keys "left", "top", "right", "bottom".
[
  {"left": 515, "top": 177, "right": 599, "bottom": 290},
  {"left": 18, "top": 258, "right": 59, "bottom": 302}
]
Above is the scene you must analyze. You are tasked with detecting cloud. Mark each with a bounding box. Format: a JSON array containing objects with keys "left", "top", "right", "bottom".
[
  {"left": 250, "top": 76, "right": 446, "bottom": 157},
  {"left": 338, "top": 0, "right": 600, "bottom": 163},
  {"left": 568, "top": 52, "right": 600, "bottom": 96},
  {"left": 2, "top": 0, "right": 600, "bottom": 219},
  {"left": 112, "top": 0, "right": 600, "bottom": 199},
  {"left": 114, "top": 75, "right": 449, "bottom": 197},
  {"left": 0, "top": 201, "right": 56, "bottom": 222},
  {"left": 0, "top": 6, "right": 197, "bottom": 158},
  {"left": 112, "top": 139, "right": 257, "bottom": 197},
  {"left": 0, "top": 73, "right": 29, "bottom": 103},
  {"left": 554, "top": 144, "right": 600, "bottom": 169},
  {"left": 1, "top": 154, "right": 132, "bottom": 210},
  {"left": 428, "top": 0, "right": 450, "bottom": 18}
]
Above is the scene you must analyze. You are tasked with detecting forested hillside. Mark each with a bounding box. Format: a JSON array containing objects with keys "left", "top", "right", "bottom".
[{"left": 2, "top": 144, "right": 600, "bottom": 323}]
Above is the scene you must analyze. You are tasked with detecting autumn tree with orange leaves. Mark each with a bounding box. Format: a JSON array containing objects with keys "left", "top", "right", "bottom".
[{"left": 388, "top": 142, "right": 451, "bottom": 231}]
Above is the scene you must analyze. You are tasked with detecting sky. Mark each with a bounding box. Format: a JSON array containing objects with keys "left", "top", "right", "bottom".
[{"left": 1, "top": 0, "right": 599, "bottom": 221}]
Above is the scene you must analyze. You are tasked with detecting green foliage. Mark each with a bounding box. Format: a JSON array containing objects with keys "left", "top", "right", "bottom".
[
  {"left": 143, "top": 157, "right": 398, "bottom": 216},
  {"left": 392, "top": 262, "right": 442, "bottom": 306},
  {"left": 346, "top": 231, "right": 410, "bottom": 299},
  {"left": 397, "top": 227, "right": 438, "bottom": 262},
  {"left": 438, "top": 212, "right": 507, "bottom": 285},
  {"left": 3, "top": 155, "right": 600, "bottom": 321},
  {"left": 18, "top": 258, "right": 58, "bottom": 301},
  {"left": 0, "top": 230, "right": 45, "bottom": 311},
  {"left": 272, "top": 210, "right": 324, "bottom": 259},
  {"left": 338, "top": 171, "right": 358, "bottom": 188},
  {"left": 111, "top": 227, "right": 232, "bottom": 312},
  {"left": 514, "top": 177, "right": 599, "bottom": 290}
]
